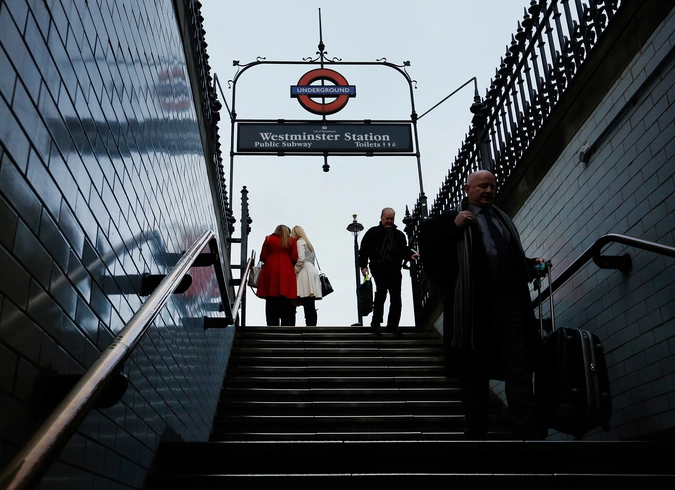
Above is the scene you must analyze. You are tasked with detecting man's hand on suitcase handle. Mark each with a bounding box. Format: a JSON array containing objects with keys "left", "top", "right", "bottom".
[{"left": 534, "top": 260, "right": 552, "bottom": 289}]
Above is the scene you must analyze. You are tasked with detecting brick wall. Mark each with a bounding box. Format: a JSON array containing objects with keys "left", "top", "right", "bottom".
[{"left": 0, "top": 0, "right": 232, "bottom": 488}]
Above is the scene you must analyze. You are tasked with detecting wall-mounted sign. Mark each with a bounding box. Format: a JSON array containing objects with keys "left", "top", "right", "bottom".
[
  {"left": 237, "top": 122, "right": 413, "bottom": 153},
  {"left": 290, "top": 68, "right": 356, "bottom": 115}
]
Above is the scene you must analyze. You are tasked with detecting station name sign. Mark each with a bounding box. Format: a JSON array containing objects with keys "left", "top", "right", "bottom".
[{"left": 237, "top": 122, "right": 413, "bottom": 153}]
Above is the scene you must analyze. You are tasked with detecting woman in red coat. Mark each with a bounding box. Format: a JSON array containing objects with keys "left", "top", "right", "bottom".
[{"left": 258, "top": 225, "right": 298, "bottom": 325}]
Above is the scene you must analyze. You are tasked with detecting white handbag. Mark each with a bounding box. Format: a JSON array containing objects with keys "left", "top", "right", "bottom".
[{"left": 249, "top": 261, "right": 262, "bottom": 288}]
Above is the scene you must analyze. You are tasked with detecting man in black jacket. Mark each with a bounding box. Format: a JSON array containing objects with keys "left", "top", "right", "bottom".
[
  {"left": 419, "top": 171, "right": 546, "bottom": 440},
  {"left": 359, "top": 208, "right": 419, "bottom": 334}
]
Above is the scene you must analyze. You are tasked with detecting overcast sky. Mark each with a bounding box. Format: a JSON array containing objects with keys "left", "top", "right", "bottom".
[{"left": 199, "top": 0, "right": 530, "bottom": 327}]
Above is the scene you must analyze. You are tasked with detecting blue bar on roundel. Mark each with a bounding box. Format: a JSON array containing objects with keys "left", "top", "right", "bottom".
[{"left": 291, "top": 85, "right": 357, "bottom": 97}]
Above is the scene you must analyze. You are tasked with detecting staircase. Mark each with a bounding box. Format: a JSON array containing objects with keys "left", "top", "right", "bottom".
[{"left": 145, "top": 325, "right": 675, "bottom": 489}]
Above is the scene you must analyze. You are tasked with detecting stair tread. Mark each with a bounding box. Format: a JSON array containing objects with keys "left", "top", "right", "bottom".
[{"left": 147, "top": 325, "right": 675, "bottom": 488}]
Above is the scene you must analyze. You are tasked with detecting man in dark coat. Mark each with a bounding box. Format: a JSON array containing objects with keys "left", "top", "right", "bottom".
[
  {"left": 419, "top": 170, "right": 546, "bottom": 440},
  {"left": 359, "top": 207, "right": 419, "bottom": 334}
]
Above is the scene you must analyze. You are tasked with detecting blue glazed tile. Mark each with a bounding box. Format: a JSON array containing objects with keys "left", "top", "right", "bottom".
[
  {"left": 67, "top": 255, "right": 92, "bottom": 304},
  {"left": 58, "top": 313, "right": 86, "bottom": 362},
  {"left": 0, "top": 46, "right": 17, "bottom": 103},
  {"left": 82, "top": 335, "right": 102, "bottom": 367},
  {"left": 0, "top": 193, "right": 18, "bottom": 250},
  {"left": 82, "top": 238, "right": 106, "bottom": 283},
  {"left": 59, "top": 433, "right": 87, "bottom": 467},
  {"left": 0, "top": 390, "right": 32, "bottom": 444},
  {"left": 74, "top": 190, "right": 101, "bottom": 245},
  {"left": 0, "top": 301, "right": 42, "bottom": 363},
  {"left": 38, "top": 333, "right": 71, "bottom": 373},
  {"left": 58, "top": 201, "right": 85, "bottom": 258},
  {"left": 75, "top": 296, "right": 98, "bottom": 343},
  {"left": 0, "top": 342, "right": 18, "bottom": 392},
  {"left": 83, "top": 439, "right": 106, "bottom": 475},
  {"left": 49, "top": 266, "right": 77, "bottom": 319},
  {"left": 27, "top": 150, "right": 61, "bottom": 218},
  {"left": 92, "top": 289, "right": 113, "bottom": 334},
  {"left": 62, "top": 466, "right": 95, "bottom": 490},
  {"left": 27, "top": 280, "right": 61, "bottom": 338},
  {"left": 47, "top": 152, "right": 78, "bottom": 210},
  {"left": 0, "top": 119, "right": 32, "bottom": 196},
  {"left": 14, "top": 220, "right": 53, "bottom": 288},
  {"left": 39, "top": 209, "right": 70, "bottom": 270},
  {"left": 4, "top": 0, "right": 30, "bottom": 33},
  {"left": 0, "top": 246, "right": 31, "bottom": 308},
  {"left": 28, "top": 0, "right": 51, "bottom": 38}
]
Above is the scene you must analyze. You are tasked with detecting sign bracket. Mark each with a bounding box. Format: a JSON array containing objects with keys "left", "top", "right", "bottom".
[{"left": 220, "top": 8, "right": 428, "bottom": 217}]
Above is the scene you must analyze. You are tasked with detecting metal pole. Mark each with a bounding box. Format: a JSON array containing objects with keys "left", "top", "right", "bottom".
[
  {"left": 353, "top": 232, "right": 362, "bottom": 326},
  {"left": 346, "top": 214, "right": 364, "bottom": 326}
]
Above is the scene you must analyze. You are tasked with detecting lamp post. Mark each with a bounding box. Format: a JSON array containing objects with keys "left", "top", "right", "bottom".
[{"left": 346, "top": 214, "right": 364, "bottom": 326}]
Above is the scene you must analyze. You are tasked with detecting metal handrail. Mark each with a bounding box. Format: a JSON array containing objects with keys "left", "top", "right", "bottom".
[
  {"left": 0, "top": 230, "right": 226, "bottom": 490},
  {"left": 231, "top": 250, "right": 256, "bottom": 319},
  {"left": 533, "top": 233, "right": 675, "bottom": 307}
]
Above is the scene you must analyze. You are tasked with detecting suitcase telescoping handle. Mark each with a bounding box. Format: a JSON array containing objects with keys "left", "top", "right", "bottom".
[{"left": 534, "top": 260, "right": 555, "bottom": 337}]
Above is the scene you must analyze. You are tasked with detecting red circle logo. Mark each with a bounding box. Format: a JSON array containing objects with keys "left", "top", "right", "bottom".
[{"left": 291, "top": 69, "right": 356, "bottom": 115}]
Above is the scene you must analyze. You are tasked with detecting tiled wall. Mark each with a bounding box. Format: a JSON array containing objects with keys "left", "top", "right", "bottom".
[
  {"left": 507, "top": 8, "right": 675, "bottom": 440},
  {"left": 0, "top": 0, "right": 233, "bottom": 488}
]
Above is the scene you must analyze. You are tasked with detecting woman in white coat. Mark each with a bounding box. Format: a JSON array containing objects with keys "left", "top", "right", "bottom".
[{"left": 291, "top": 225, "right": 322, "bottom": 326}]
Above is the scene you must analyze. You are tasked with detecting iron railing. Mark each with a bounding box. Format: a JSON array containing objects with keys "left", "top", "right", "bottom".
[
  {"left": 430, "top": 0, "right": 621, "bottom": 215},
  {"left": 181, "top": 0, "right": 236, "bottom": 239},
  {"left": 404, "top": 0, "right": 623, "bottom": 315}
]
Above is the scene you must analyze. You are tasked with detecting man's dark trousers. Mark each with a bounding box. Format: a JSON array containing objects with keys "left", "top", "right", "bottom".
[
  {"left": 459, "top": 291, "right": 538, "bottom": 437},
  {"left": 371, "top": 266, "right": 402, "bottom": 328}
]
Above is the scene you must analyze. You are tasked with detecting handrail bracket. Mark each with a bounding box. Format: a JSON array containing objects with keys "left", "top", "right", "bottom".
[{"left": 593, "top": 253, "right": 632, "bottom": 273}]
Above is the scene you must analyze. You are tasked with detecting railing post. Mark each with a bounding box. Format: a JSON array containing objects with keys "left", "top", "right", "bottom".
[
  {"left": 347, "top": 215, "right": 364, "bottom": 326},
  {"left": 240, "top": 186, "right": 252, "bottom": 326}
]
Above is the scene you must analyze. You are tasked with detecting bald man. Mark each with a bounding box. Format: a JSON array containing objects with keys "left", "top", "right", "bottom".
[
  {"left": 359, "top": 207, "right": 418, "bottom": 334},
  {"left": 420, "top": 170, "right": 546, "bottom": 440}
]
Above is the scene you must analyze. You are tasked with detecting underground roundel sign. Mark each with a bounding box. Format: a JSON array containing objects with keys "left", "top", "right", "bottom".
[{"left": 290, "top": 68, "right": 356, "bottom": 115}]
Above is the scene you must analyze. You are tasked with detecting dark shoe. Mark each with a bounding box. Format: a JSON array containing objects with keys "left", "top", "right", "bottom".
[
  {"left": 385, "top": 326, "right": 402, "bottom": 335},
  {"left": 371, "top": 323, "right": 381, "bottom": 335}
]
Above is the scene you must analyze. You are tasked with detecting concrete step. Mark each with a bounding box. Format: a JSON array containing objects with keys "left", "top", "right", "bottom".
[{"left": 148, "top": 440, "right": 675, "bottom": 489}]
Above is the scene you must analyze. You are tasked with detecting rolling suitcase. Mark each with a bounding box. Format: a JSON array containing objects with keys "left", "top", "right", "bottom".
[{"left": 533, "top": 261, "right": 612, "bottom": 439}]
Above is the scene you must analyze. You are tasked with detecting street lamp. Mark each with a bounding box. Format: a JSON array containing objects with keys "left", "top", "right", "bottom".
[{"left": 346, "top": 214, "right": 364, "bottom": 326}]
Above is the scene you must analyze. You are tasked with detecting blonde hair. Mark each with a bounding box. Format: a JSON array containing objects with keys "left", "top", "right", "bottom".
[
  {"left": 291, "top": 225, "right": 314, "bottom": 252},
  {"left": 273, "top": 224, "right": 292, "bottom": 249}
]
